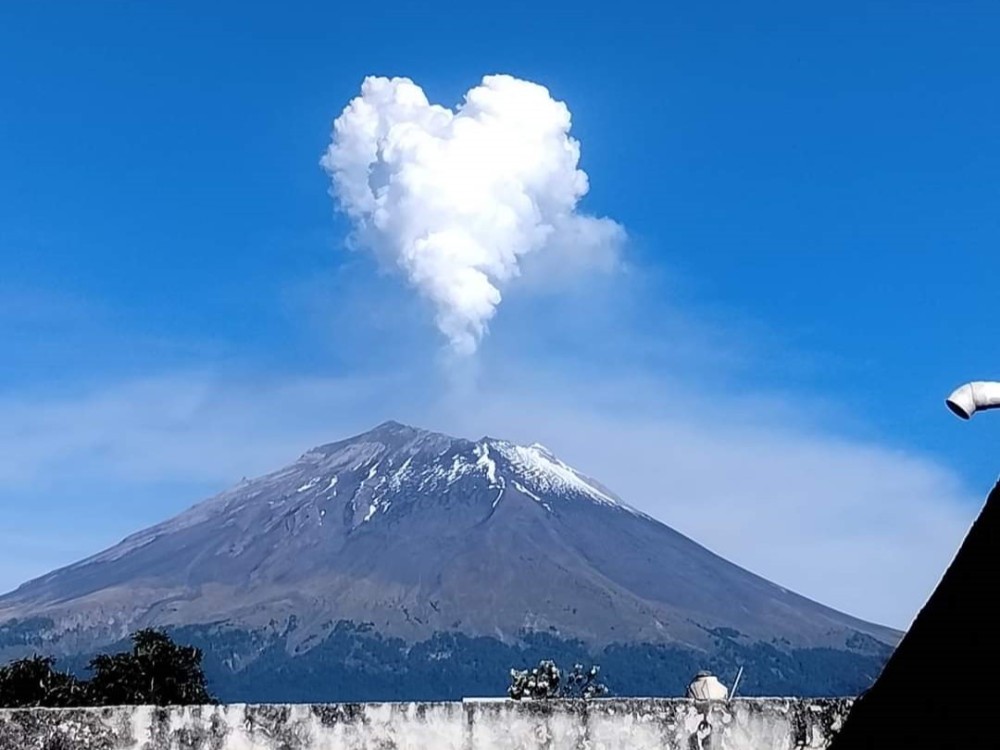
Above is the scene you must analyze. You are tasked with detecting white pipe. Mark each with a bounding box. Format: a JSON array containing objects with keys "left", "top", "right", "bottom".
[{"left": 946, "top": 382, "right": 1000, "bottom": 419}]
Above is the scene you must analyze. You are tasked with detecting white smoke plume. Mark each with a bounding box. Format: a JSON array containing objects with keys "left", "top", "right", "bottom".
[{"left": 321, "top": 75, "right": 625, "bottom": 355}]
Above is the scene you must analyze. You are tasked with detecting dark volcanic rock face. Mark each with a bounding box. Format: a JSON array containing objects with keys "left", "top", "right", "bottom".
[{"left": 0, "top": 421, "right": 898, "bottom": 697}]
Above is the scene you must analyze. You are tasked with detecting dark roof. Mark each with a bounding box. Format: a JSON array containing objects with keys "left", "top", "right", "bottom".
[{"left": 830, "top": 481, "right": 999, "bottom": 748}]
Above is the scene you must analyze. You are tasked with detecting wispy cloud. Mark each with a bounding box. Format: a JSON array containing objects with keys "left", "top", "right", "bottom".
[{"left": 0, "top": 373, "right": 396, "bottom": 487}]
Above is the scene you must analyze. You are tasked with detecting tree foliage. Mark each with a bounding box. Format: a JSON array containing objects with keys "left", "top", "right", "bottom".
[
  {"left": 561, "top": 663, "right": 609, "bottom": 699},
  {"left": 0, "top": 655, "right": 83, "bottom": 708},
  {"left": 508, "top": 659, "right": 608, "bottom": 700},
  {"left": 0, "top": 629, "right": 214, "bottom": 708},
  {"left": 2, "top": 620, "right": 889, "bottom": 704},
  {"left": 85, "top": 629, "right": 214, "bottom": 706}
]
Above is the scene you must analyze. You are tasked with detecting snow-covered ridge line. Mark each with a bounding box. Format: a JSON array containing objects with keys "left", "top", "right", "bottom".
[
  {"left": 487, "top": 440, "right": 644, "bottom": 516},
  {"left": 293, "top": 432, "right": 647, "bottom": 520},
  {"left": 92, "top": 426, "right": 651, "bottom": 549}
]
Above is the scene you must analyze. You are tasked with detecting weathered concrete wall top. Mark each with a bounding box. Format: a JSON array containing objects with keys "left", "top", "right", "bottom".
[{"left": 0, "top": 698, "right": 854, "bottom": 750}]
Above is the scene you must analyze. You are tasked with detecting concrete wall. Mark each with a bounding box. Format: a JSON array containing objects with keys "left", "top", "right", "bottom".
[{"left": 0, "top": 698, "right": 853, "bottom": 750}]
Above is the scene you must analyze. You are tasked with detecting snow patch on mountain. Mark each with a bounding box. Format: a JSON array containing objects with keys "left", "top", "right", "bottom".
[
  {"left": 474, "top": 443, "right": 501, "bottom": 487},
  {"left": 281, "top": 425, "right": 649, "bottom": 523},
  {"left": 488, "top": 440, "right": 644, "bottom": 517}
]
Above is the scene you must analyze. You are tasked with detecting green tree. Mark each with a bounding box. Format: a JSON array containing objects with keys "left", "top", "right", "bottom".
[
  {"left": 85, "top": 629, "right": 215, "bottom": 706},
  {"left": 0, "top": 655, "right": 82, "bottom": 708}
]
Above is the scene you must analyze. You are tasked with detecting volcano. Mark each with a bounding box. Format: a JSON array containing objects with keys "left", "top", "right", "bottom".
[{"left": 0, "top": 421, "right": 899, "bottom": 700}]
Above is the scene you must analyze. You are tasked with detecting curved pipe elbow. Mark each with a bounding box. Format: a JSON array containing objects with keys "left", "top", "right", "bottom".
[{"left": 946, "top": 381, "right": 1000, "bottom": 419}]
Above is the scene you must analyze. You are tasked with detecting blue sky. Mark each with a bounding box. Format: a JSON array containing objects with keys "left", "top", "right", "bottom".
[{"left": 1, "top": 1, "right": 998, "bottom": 628}]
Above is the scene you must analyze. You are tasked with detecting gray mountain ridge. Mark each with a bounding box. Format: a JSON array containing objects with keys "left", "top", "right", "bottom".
[{"left": 0, "top": 420, "right": 899, "bottom": 667}]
